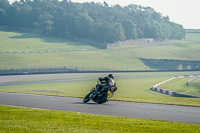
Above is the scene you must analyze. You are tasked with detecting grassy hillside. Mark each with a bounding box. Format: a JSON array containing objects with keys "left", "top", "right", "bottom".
[
  {"left": 0, "top": 31, "right": 200, "bottom": 70},
  {"left": 185, "top": 32, "right": 200, "bottom": 42}
]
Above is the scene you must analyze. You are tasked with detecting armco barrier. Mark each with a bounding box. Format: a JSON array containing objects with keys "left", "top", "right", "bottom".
[
  {"left": 151, "top": 75, "right": 200, "bottom": 98},
  {"left": 0, "top": 67, "right": 78, "bottom": 75}
]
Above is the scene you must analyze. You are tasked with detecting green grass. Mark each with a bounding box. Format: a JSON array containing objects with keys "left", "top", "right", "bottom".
[
  {"left": 133, "top": 40, "right": 200, "bottom": 60},
  {"left": 0, "top": 51, "right": 147, "bottom": 70},
  {"left": 159, "top": 77, "right": 200, "bottom": 97},
  {"left": 1, "top": 72, "right": 200, "bottom": 106},
  {"left": 0, "top": 105, "right": 200, "bottom": 133},
  {"left": 185, "top": 33, "right": 200, "bottom": 42},
  {"left": 0, "top": 31, "right": 200, "bottom": 70},
  {"left": 1, "top": 31, "right": 200, "bottom": 132},
  {"left": 0, "top": 31, "right": 96, "bottom": 51},
  {"left": 189, "top": 77, "right": 200, "bottom": 86}
]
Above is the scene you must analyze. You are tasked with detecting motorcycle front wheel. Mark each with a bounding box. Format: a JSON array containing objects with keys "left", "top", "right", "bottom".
[{"left": 83, "top": 93, "right": 91, "bottom": 103}]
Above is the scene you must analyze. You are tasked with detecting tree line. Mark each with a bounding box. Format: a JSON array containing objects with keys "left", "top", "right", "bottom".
[{"left": 0, "top": 0, "right": 186, "bottom": 43}]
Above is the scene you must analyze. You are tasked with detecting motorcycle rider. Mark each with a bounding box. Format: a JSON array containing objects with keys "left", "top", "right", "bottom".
[
  {"left": 91, "top": 74, "right": 117, "bottom": 99},
  {"left": 99, "top": 74, "right": 117, "bottom": 92}
]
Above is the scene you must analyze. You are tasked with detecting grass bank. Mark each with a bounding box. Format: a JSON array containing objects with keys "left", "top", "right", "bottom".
[
  {"left": 159, "top": 77, "right": 200, "bottom": 97},
  {"left": 1, "top": 31, "right": 200, "bottom": 70},
  {"left": 0, "top": 105, "right": 200, "bottom": 132}
]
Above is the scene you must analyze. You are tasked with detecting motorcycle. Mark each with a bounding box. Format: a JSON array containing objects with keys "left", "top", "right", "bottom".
[{"left": 83, "top": 81, "right": 116, "bottom": 104}]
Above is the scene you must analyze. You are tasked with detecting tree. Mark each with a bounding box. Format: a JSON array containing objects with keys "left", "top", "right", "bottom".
[
  {"left": 0, "top": 0, "right": 10, "bottom": 9},
  {"left": 109, "top": 22, "right": 126, "bottom": 42},
  {"left": 34, "top": 13, "right": 54, "bottom": 35},
  {"left": 94, "top": 22, "right": 110, "bottom": 43},
  {"left": 1, "top": 1, "right": 186, "bottom": 43},
  {"left": 103, "top": 1, "right": 109, "bottom": 7},
  {"left": 74, "top": 13, "right": 94, "bottom": 39},
  {"left": 0, "top": 0, "right": 10, "bottom": 25},
  {"left": 122, "top": 19, "right": 137, "bottom": 40}
]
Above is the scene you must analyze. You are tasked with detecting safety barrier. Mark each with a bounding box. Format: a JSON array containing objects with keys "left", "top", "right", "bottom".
[
  {"left": 0, "top": 67, "right": 78, "bottom": 75},
  {"left": 0, "top": 48, "right": 96, "bottom": 54},
  {"left": 151, "top": 87, "right": 176, "bottom": 96}
]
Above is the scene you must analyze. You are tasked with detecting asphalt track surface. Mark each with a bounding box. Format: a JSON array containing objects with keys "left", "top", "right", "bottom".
[
  {"left": 0, "top": 92, "right": 200, "bottom": 124},
  {"left": 0, "top": 73, "right": 200, "bottom": 124}
]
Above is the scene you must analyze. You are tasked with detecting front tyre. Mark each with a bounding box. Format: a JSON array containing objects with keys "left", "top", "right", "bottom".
[{"left": 83, "top": 93, "right": 91, "bottom": 103}]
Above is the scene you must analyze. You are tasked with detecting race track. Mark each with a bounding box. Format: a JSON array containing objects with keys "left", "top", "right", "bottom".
[
  {"left": 0, "top": 73, "right": 200, "bottom": 124},
  {"left": 0, "top": 92, "right": 200, "bottom": 124}
]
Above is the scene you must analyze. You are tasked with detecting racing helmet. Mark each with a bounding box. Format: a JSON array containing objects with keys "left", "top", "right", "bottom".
[{"left": 108, "top": 74, "right": 114, "bottom": 79}]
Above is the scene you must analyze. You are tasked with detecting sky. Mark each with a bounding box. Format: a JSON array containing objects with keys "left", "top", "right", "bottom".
[
  {"left": 73, "top": 0, "right": 200, "bottom": 29},
  {"left": 8, "top": 0, "right": 200, "bottom": 29}
]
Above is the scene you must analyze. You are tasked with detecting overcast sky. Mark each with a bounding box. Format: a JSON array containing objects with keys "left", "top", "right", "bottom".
[
  {"left": 8, "top": 0, "right": 200, "bottom": 29},
  {"left": 72, "top": 0, "right": 200, "bottom": 29}
]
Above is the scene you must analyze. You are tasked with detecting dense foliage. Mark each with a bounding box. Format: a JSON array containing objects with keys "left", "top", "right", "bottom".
[{"left": 0, "top": 0, "right": 186, "bottom": 43}]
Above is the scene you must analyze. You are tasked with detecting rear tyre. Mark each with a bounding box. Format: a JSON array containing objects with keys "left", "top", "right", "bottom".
[{"left": 96, "top": 93, "right": 107, "bottom": 104}]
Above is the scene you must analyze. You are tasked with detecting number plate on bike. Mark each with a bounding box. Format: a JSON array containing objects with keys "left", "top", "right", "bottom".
[{"left": 107, "top": 90, "right": 113, "bottom": 98}]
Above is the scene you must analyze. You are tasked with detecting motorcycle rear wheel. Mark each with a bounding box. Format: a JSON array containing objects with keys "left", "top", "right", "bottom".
[{"left": 95, "top": 93, "right": 108, "bottom": 104}]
